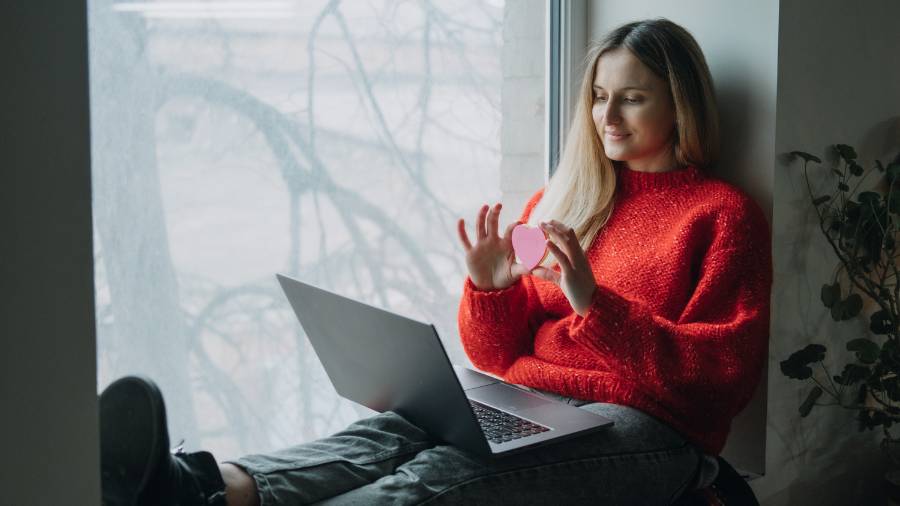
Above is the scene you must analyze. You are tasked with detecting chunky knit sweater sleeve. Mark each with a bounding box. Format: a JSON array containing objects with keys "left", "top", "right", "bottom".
[
  {"left": 569, "top": 197, "right": 772, "bottom": 417},
  {"left": 457, "top": 190, "right": 546, "bottom": 374}
]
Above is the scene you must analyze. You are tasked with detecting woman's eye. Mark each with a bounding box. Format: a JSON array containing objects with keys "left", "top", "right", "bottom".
[{"left": 625, "top": 97, "right": 641, "bottom": 103}]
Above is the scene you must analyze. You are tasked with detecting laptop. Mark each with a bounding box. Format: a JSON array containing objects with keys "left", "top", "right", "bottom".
[{"left": 276, "top": 274, "right": 613, "bottom": 458}]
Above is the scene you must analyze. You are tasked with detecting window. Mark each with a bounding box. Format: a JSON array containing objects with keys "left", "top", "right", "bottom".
[{"left": 90, "top": 0, "right": 546, "bottom": 459}]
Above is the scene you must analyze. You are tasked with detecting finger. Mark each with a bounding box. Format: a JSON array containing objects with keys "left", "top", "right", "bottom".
[
  {"left": 545, "top": 239, "right": 574, "bottom": 273},
  {"left": 487, "top": 203, "right": 502, "bottom": 238},
  {"left": 548, "top": 220, "right": 579, "bottom": 247},
  {"left": 503, "top": 220, "right": 522, "bottom": 242},
  {"left": 476, "top": 205, "right": 489, "bottom": 241},
  {"left": 531, "top": 266, "right": 561, "bottom": 284},
  {"left": 457, "top": 218, "right": 472, "bottom": 251},
  {"left": 541, "top": 222, "right": 575, "bottom": 260}
]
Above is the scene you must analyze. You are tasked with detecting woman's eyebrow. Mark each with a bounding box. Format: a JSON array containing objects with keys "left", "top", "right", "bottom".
[{"left": 592, "top": 85, "right": 649, "bottom": 91}]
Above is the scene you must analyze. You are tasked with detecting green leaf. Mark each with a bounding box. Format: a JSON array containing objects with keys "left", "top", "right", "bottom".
[
  {"left": 812, "top": 195, "right": 831, "bottom": 206},
  {"left": 834, "top": 363, "right": 871, "bottom": 385},
  {"left": 850, "top": 162, "right": 864, "bottom": 176},
  {"left": 884, "top": 376, "right": 900, "bottom": 402},
  {"left": 839, "top": 182, "right": 850, "bottom": 192},
  {"left": 780, "top": 344, "right": 828, "bottom": 380},
  {"left": 887, "top": 162, "right": 900, "bottom": 182},
  {"left": 870, "top": 309, "right": 894, "bottom": 334},
  {"left": 800, "top": 386, "right": 823, "bottom": 417},
  {"left": 889, "top": 192, "right": 900, "bottom": 214},
  {"left": 843, "top": 294, "right": 863, "bottom": 318},
  {"left": 847, "top": 338, "right": 880, "bottom": 364},
  {"left": 835, "top": 144, "right": 858, "bottom": 162},
  {"left": 840, "top": 222, "right": 858, "bottom": 241},
  {"left": 791, "top": 151, "right": 822, "bottom": 164},
  {"left": 821, "top": 282, "right": 841, "bottom": 308},
  {"left": 882, "top": 339, "right": 900, "bottom": 370},
  {"left": 831, "top": 299, "right": 845, "bottom": 321},
  {"left": 858, "top": 192, "right": 881, "bottom": 205}
]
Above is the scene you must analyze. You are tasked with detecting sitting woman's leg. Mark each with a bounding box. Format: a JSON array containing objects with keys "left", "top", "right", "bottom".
[
  {"left": 232, "top": 403, "right": 701, "bottom": 505},
  {"left": 100, "top": 376, "right": 434, "bottom": 506},
  {"left": 413, "top": 402, "right": 702, "bottom": 505},
  {"left": 102, "top": 377, "right": 700, "bottom": 505},
  {"left": 223, "top": 411, "right": 435, "bottom": 504}
]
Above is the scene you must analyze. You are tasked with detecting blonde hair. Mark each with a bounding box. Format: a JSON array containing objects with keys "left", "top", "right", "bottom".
[{"left": 527, "top": 18, "right": 720, "bottom": 267}]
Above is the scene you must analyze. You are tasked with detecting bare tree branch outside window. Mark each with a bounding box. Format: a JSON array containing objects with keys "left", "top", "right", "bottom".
[{"left": 90, "top": 0, "right": 511, "bottom": 459}]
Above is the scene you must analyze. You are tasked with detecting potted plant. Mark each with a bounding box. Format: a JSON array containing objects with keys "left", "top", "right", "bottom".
[{"left": 780, "top": 144, "right": 900, "bottom": 497}]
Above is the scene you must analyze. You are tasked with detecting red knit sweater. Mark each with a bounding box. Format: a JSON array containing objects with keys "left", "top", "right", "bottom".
[{"left": 457, "top": 165, "right": 772, "bottom": 455}]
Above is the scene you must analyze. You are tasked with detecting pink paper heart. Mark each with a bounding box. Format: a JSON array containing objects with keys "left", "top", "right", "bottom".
[{"left": 511, "top": 224, "right": 548, "bottom": 269}]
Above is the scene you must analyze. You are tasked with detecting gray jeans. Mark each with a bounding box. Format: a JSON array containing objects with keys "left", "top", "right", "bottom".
[{"left": 229, "top": 392, "right": 704, "bottom": 505}]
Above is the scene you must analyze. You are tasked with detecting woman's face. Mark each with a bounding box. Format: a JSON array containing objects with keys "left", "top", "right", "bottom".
[{"left": 591, "top": 47, "right": 678, "bottom": 173}]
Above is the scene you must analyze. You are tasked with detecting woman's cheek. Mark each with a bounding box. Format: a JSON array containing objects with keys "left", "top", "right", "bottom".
[
  {"left": 591, "top": 104, "right": 603, "bottom": 124},
  {"left": 591, "top": 106, "right": 605, "bottom": 135}
]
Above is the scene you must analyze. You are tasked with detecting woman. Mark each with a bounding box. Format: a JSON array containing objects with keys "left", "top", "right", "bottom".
[{"left": 101, "top": 18, "right": 771, "bottom": 505}]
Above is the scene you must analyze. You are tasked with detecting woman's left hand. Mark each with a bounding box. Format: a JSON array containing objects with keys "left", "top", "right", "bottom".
[{"left": 530, "top": 220, "right": 598, "bottom": 317}]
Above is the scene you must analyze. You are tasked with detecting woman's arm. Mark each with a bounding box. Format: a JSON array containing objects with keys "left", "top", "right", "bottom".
[
  {"left": 569, "top": 203, "right": 773, "bottom": 416},
  {"left": 457, "top": 190, "right": 547, "bottom": 376}
]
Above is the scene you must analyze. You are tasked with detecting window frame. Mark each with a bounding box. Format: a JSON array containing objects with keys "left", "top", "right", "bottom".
[{"left": 546, "top": 0, "right": 587, "bottom": 178}]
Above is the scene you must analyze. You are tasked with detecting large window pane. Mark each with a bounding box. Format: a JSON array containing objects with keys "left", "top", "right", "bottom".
[{"left": 90, "top": 0, "right": 544, "bottom": 459}]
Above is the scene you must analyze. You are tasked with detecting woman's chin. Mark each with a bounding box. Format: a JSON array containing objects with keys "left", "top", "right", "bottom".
[{"left": 604, "top": 152, "right": 629, "bottom": 162}]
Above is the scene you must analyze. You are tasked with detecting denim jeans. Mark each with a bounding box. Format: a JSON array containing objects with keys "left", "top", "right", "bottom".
[{"left": 229, "top": 392, "right": 705, "bottom": 505}]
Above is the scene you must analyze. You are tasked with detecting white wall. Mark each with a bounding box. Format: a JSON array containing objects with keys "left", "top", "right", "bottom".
[{"left": 588, "top": 0, "right": 780, "bottom": 478}]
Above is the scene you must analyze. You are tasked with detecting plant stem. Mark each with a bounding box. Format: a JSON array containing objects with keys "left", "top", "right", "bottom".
[
  {"left": 803, "top": 161, "right": 888, "bottom": 310},
  {"left": 818, "top": 361, "right": 842, "bottom": 400}
]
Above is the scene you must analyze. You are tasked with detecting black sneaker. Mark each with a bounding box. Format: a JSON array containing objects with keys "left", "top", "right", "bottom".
[{"left": 100, "top": 376, "right": 227, "bottom": 506}]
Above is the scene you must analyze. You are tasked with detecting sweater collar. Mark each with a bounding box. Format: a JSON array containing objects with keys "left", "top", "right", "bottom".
[{"left": 615, "top": 164, "right": 703, "bottom": 196}]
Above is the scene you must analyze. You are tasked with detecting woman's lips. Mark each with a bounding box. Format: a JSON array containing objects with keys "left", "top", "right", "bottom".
[{"left": 606, "top": 133, "right": 630, "bottom": 141}]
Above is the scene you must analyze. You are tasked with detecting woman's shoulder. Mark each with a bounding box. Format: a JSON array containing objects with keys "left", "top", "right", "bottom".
[
  {"left": 689, "top": 173, "right": 770, "bottom": 249},
  {"left": 692, "top": 173, "right": 767, "bottom": 222}
]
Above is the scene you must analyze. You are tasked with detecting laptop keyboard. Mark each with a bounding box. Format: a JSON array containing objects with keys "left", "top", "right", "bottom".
[{"left": 468, "top": 399, "right": 550, "bottom": 444}]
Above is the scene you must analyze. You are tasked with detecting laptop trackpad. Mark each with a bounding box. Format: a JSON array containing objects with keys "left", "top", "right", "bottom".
[
  {"left": 453, "top": 366, "right": 500, "bottom": 390},
  {"left": 466, "top": 383, "right": 555, "bottom": 412}
]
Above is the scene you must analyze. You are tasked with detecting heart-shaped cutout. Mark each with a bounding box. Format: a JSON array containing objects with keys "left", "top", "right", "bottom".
[{"left": 511, "top": 224, "right": 548, "bottom": 269}]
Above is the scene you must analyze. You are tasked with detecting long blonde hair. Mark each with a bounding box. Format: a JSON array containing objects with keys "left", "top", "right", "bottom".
[{"left": 527, "top": 18, "right": 720, "bottom": 267}]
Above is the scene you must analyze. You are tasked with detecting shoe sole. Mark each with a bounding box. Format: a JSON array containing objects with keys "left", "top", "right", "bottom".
[{"left": 99, "top": 376, "right": 169, "bottom": 506}]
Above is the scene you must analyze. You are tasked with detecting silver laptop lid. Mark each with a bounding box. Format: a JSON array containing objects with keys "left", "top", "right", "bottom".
[{"left": 276, "top": 274, "right": 491, "bottom": 457}]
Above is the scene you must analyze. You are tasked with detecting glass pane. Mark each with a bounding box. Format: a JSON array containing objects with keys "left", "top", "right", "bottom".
[{"left": 90, "top": 0, "right": 542, "bottom": 459}]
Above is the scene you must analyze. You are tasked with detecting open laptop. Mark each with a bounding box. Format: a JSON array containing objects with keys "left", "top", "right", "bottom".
[{"left": 276, "top": 274, "right": 613, "bottom": 458}]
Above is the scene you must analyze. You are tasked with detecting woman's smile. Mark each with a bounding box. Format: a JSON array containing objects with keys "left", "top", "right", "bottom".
[{"left": 605, "top": 132, "right": 630, "bottom": 141}]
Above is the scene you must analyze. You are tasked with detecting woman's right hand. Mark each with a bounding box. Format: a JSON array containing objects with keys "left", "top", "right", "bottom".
[{"left": 457, "top": 203, "right": 530, "bottom": 291}]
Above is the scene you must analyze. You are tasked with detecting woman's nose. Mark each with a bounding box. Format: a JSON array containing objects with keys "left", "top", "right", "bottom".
[{"left": 605, "top": 102, "right": 622, "bottom": 123}]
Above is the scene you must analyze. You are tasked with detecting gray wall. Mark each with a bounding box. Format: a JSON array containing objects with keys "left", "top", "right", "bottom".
[
  {"left": 588, "top": 0, "right": 780, "bottom": 478},
  {"left": 0, "top": 4, "right": 101, "bottom": 505},
  {"left": 763, "top": 0, "right": 900, "bottom": 504}
]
